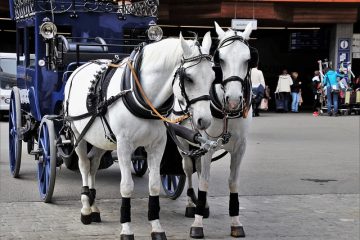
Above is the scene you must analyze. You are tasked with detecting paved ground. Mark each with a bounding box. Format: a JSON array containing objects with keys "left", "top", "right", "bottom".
[{"left": 0, "top": 112, "right": 359, "bottom": 239}]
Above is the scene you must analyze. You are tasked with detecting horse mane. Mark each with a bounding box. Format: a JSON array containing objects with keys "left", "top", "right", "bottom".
[{"left": 141, "top": 38, "right": 199, "bottom": 73}]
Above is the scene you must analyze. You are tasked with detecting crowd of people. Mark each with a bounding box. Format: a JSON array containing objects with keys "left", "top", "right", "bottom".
[{"left": 250, "top": 62, "right": 359, "bottom": 117}]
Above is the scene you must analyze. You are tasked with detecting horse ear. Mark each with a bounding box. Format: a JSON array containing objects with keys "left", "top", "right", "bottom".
[
  {"left": 214, "top": 21, "right": 225, "bottom": 39},
  {"left": 201, "top": 32, "right": 212, "bottom": 54},
  {"left": 242, "top": 22, "right": 253, "bottom": 40},
  {"left": 180, "top": 32, "right": 192, "bottom": 58}
]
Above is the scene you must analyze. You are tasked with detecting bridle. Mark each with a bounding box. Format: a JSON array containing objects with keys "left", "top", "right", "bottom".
[
  {"left": 212, "top": 32, "right": 258, "bottom": 118},
  {"left": 173, "top": 43, "right": 213, "bottom": 114}
]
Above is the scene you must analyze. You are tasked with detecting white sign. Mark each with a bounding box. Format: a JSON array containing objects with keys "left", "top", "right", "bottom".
[
  {"left": 231, "top": 19, "right": 257, "bottom": 30},
  {"left": 339, "top": 40, "right": 349, "bottom": 50}
]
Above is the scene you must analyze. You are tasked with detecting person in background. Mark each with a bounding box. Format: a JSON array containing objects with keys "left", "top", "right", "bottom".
[
  {"left": 251, "top": 65, "right": 266, "bottom": 116},
  {"left": 275, "top": 69, "right": 293, "bottom": 112},
  {"left": 322, "top": 67, "right": 344, "bottom": 116},
  {"left": 312, "top": 70, "right": 321, "bottom": 116},
  {"left": 290, "top": 72, "right": 302, "bottom": 112}
]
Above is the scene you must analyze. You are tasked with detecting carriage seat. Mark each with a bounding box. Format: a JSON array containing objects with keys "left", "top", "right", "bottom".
[{"left": 58, "top": 35, "right": 108, "bottom": 53}]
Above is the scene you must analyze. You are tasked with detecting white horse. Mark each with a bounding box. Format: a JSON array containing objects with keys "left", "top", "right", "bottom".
[
  {"left": 174, "top": 22, "right": 255, "bottom": 238},
  {"left": 64, "top": 33, "right": 215, "bottom": 240}
]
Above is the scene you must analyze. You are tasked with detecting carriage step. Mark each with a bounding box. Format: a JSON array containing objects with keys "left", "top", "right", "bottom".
[{"left": 30, "top": 149, "right": 42, "bottom": 159}]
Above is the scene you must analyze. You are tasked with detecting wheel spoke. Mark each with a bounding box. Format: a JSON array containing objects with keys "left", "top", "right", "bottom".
[{"left": 171, "top": 175, "right": 178, "bottom": 190}]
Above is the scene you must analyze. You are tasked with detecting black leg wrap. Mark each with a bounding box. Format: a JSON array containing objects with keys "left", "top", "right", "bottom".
[
  {"left": 121, "top": 197, "right": 131, "bottom": 223},
  {"left": 187, "top": 188, "right": 197, "bottom": 204},
  {"left": 89, "top": 188, "right": 96, "bottom": 206},
  {"left": 148, "top": 195, "right": 160, "bottom": 221},
  {"left": 203, "top": 207, "right": 210, "bottom": 218},
  {"left": 229, "top": 193, "right": 239, "bottom": 217},
  {"left": 185, "top": 206, "right": 196, "bottom": 218},
  {"left": 81, "top": 186, "right": 90, "bottom": 195},
  {"left": 81, "top": 186, "right": 95, "bottom": 206},
  {"left": 195, "top": 190, "right": 207, "bottom": 216}
]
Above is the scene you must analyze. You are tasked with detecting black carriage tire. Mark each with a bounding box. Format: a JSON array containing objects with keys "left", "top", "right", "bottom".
[
  {"left": 161, "top": 174, "right": 186, "bottom": 200},
  {"left": 38, "top": 117, "right": 57, "bottom": 203},
  {"left": 8, "top": 87, "right": 22, "bottom": 178}
]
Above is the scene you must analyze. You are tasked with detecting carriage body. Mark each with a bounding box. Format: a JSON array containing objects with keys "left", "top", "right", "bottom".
[
  {"left": 10, "top": 0, "right": 156, "bottom": 121},
  {"left": 8, "top": 0, "right": 162, "bottom": 202}
]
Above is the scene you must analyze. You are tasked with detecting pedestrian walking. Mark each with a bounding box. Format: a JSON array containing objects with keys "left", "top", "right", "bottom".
[
  {"left": 312, "top": 70, "right": 321, "bottom": 116},
  {"left": 322, "top": 68, "right": 344, "bottom": 116},
  {"left": 275, "top": 69, "right": 293, "bottom": 112},
  {"left": 290, "top": 72, "right": 301, "bottom": 112},
  {"left": 251, "top": 66, "right": 266, "bottom": 116}
]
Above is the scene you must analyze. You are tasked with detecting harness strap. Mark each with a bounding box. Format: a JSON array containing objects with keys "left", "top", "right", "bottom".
[
  {"left": 164, "top": 122, "right": 208, "bottom": 159},
  {"left": 222, "top": 76, "right": 244, "bottom": 86},
  {"left": 188, "top": 95, "right": 211, "bottom": 105},
  {"left": 65, "top": 90, "right": 130, "bottom": 148},
  {"left": 127, "top": 61, "right": 190, "bottom": 123}
]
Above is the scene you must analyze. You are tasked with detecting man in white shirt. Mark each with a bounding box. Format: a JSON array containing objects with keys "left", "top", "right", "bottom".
[{"left": 251, "top": 66, "right": 266, "bottom": 116}]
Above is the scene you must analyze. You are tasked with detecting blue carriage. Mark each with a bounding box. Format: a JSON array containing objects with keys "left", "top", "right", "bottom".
[{"left": 7, "top": 0, "right": 187, "bottom": 202}]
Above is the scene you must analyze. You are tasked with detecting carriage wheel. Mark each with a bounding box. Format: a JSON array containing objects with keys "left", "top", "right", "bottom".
[
  {"left": 8, "top": 87, "right": 22, "bottom": 178},
  {"left": 131, "top": 147, "right": 148, "bottom": 177},
  {"left": 161, "top": 174, "right": 186, "bottom": 200},
  {"left": 37, "top": 117, "right": 57, "bottom": 203}
]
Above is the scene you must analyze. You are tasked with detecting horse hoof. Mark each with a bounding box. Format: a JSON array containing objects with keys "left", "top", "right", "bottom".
[
  {"left": 151, "top": 232, "right": 167, "bottom": 240},
  {"left": 185, "top": 207, "right": 195, "bottom": 218},
  {"left": 91, "top": 212, "right": 101, "bottom": 222},
  {"left": 190, "top": 227, "right": 204, "bottom": 239},
  {"left": 203, "top": 207, "right": 210, "bottom": 219},
  {"left": 120, "top": 234, "right": 135, "bottom": 240},
  {"left": 81, "top": 213, "right": 92, "bottom": 225},
  {"left": 231, "top": 226, "right": 245, "bottom": 238}
]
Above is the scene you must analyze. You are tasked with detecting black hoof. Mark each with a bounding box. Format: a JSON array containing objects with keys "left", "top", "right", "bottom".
[
  {"left": 120, "top": 234, "right": 135, "bottom": 240},
  {"left": 81, "top": 213, "right": 92, "bottom": 225},
  {"left": 185, "top": 206, "right": 195, "bottom": 218},
  {"left": 231, "top": 226, "right": 245, "bottom": 238},
  {"left": 151, "top": 232, "right": 167, "bottom": 240},
  {"left": 203, "top": 207, "right": 210, "bottom": 219},
  {"left": 190, "top": 227, "right": 204, "bottom": 239},
  {"left": 91, "top": 212, "right": 101, "bottom": 222}
]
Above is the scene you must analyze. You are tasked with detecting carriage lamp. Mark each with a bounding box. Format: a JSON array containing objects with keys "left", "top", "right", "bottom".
[
  {"left": 38, "top": 59, "right": 46, "bottom": 67},
  {"left": 147, "top": 22, "right": 163, "bottom": 41},
  {"left": 39, "top": 21, "right": 57, "bottom": 39}
]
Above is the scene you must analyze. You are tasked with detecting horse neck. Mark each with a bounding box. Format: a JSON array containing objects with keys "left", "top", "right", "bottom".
[{"left": 139, "top": 39, "right": 183, "bottom": 107}]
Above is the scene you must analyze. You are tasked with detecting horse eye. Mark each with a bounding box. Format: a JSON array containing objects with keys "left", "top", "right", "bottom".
[{"left": 185, "top": 76, "right": 193, "bottom": 83}]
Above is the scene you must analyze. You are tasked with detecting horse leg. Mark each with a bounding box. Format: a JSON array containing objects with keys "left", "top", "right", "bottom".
[
  {"left": 228, "top": 140, "right": 247, "bottom": 238},
  {"left": 183, "top": 154, "right": 197, "bottom": 218},
  {"left": 145, "top": 137, "right": 167, "bottom": 240},
  {"left": 117, "top": 140, "right": 135, "bottom": 240},
  {"left": 190, "top": 151, "right": 212, "bottom": 239},
  {"left": 87, "top": 146, "right": 107, "bottom": 223},
  {"left": 75, "top": 140, "right": 93, "bottom": 225}
]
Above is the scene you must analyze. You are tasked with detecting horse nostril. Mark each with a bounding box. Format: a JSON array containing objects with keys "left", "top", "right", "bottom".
[
  {"left": 197, "top": 118, "right": 210, "bottom": 130},
  {"left": 225, "top": 96, "right": 230, "bottom": 103},
  {"left": 197, "top": 118, "right": 203, "bottom": 127}
]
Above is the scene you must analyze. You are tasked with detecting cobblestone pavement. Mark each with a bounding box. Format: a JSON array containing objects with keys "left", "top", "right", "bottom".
[{"left": 1, "top": 194, "right": 359, "bottom": 240}]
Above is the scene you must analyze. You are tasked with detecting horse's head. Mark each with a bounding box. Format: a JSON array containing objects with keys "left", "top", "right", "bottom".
[
  {"left": 214, "top": 22, "right": 257, "bottom": 115},
  {"left": 172, "top": 32, "right": 214, "bottom": 130}
]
